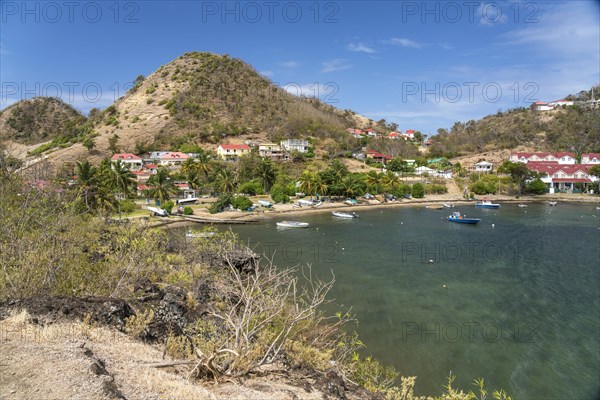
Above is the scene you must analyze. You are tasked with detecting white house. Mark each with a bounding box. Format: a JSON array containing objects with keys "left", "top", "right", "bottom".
[
  {"left": 111, "top": 153, "right": 143, "bottom": 170},
  {"left": 510, "top": 152, "right": 576, "bottom": 165},
  {"left": 414, "top": 166, "right": 452, "bottom": 179},
  {"left": 157, "top": 152, "right": 189, "bottom": 166},
  {"left": 280, "top": 139, "right": 309, "bottom": 153},
  {"left": 531, "top": 101, "right": 554, "bottom": 111},
  {"left": 548, "top": 99, "right": 574, "bottom": 108},
  {"left": 582, "top": 153, "right": 600, "bottom": 164},
  {"left": 474, "top": 161, "right": 493, "bottom": 172}
]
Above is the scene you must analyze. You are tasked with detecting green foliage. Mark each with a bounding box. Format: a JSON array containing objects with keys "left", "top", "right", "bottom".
[
  {"left": 349, "top": 354, "right": 399, "bottom": 393},
  {"left": 119, "top": 199, "right": 138, "bottom": 214},
  {"left": 232, "top": 195, "right": 253, "bottom": 210},
  {"left": 238, "top": 180, "right": 264, "bottom": 196},
  {"left": 163, "top": 200, "right": 175, "bottom": 214},
  {"left": 411, "top": 182, "right": 425, "bottom": 198},
  {"left": 270, "top": 183, "right": 290, "bottom": 203},
  {"left": 424, "top": 184, "right": 448, "bottom": 194},
  {"left": 208, "top": 193, "right": 234, "bottom": 214},
  {"left": 525, "top": 178, "right": 547, "bottom": 195},
  {"left": 183, "top": 206, "right": 194, "bottom": 215}
]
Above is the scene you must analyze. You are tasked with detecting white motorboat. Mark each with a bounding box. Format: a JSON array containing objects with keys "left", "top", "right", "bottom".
[
  {"left": 549, "top": 201, "right": 557, "bottom": 206},
  {"left": 276, "top": 221, "right": 309, "bottom": 228},
  {"left": 443, "top": 203, "right": 454, "bottom": 208},
  {"left": 518, "top": 204, "right": 528, "bottom": 208},
  {"left": 147, "top": 206, "right": 168, "bottom": 217},
  {"left": 332, "top": 211, "right": 358, "bottom": 218},
  {"left": 258, "top": 200, "right": 273, "bottom": 208}
]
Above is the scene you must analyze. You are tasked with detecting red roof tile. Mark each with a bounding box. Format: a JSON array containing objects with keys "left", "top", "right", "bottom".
[{"left": 219, "top": 144, "right": 251, "bottom": 150}]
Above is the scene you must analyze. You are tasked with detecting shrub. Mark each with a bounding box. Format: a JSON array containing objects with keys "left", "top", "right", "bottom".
[
  {"left": 232, "top": 195, "right": 253, "bottom": 211},
  {"left": 208, "top": 193, "right": 233, "bottom": 214},
  {"left": 119, "top": 199, "right": 138, "bottom": 214},
  {"left": 411, "top": 183, "right": 425, "bottom": 198},
  {"left": 238, "top": 180, "right": 264, "bottom": 196},
  {"left": 183, "top": 206, "right": 193, "bottom": 215},
  {"left": 526, "top": 178, "right": 547, "bottom": 195},
  {"left": 270, "top": 184, "right": 290, "bottom": 204},
  {"left": 163, "top": 200, "right": 175, "bottom": 214}
]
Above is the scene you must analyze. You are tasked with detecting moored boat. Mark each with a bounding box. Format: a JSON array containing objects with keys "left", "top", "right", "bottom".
[
  {"left": 549, "top": 201, "right": 557, "bottom": 206},
  {"left": 426, "top": 204, "right": 444, "bottom": 210},
  {"left": 518, "top": 204, "right": 528, "bottom": 208},
  {"left": 447, "top": 211, "right": 481, "bottom": 224},
  {"left": 332, "top": 211, "right": 358, "bottom": 218},
  {"left": 147, "top": 206, "right": 168, "bottom": 217},
  {"left": 475, "top": 200, "right": 500, "bottom": 209},
  {"left": 258, "top": 200, "right": 273, "bottom": 208},
  {"left": 276, "top": 221, "right": 310, "bottom": 228},
  {"left": 443, "top": 203, "right": 454, "bottom": 208}
]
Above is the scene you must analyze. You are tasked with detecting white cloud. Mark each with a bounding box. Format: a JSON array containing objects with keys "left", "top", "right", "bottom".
[
  {"left": 387, "top": 37, "right": 423, "bottom": 48},
  {"left": 321, "top": 59, "right": 352, "bottom": 73},
  {"left": 280, "top": 61, "right": 299, "bottom": 68},
  {"left": 347, "top": 42, "right": 376, "bottom": 54}
]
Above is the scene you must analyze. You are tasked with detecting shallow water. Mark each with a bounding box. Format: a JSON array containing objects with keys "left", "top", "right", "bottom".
[{"left": 184, "top": 203, "right": 600, "bottom": 399}]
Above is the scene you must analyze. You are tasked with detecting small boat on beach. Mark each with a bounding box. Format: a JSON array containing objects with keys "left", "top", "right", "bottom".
[
  {"left": 276, "top": 221, "right": 310, "bottom": 228},
  {"left": 518, "top": 204, "right": 528, "bottom": 208},
  {"left": 147, "top": 206, "right": 168, "bottom": 217},
  {"left": 443, "top": 203, "right": 454, "bottom": 208},
  {"left": 475, "top": 200, "right": 500, "bottom": 209},
  {"left": 258, "top": 200, "right": 273, "bottom": 208},
  {"left": 447, "top": 211, "right": 481, "bottom": 224},
  {"left": 332, "top": 211, "right": 358, "bottom": 218},
  {"left": 345, "top": 198, "right": 358, "bottom": 206},
  {"left": 549, "top": 201, "right": 558, "bottom": 206}
]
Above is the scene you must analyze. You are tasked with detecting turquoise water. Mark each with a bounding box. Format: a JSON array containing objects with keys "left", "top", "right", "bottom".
[{"left": 191, "top": 203, "right": 600, "bottom": 399}]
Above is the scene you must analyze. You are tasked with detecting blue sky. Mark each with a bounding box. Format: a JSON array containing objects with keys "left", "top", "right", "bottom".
[{"left": 1, "top": 0, "right": 599, "bottom": 135}]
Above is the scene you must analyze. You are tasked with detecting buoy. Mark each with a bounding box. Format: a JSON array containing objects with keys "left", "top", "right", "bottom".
[
  {"left": 429, "top": 259, "right": 434, "bottom": 264},
  {"left": 342, "top": 248, "right": 345, "bottom": 251},
  {"left": 492, "top": 224, "right": 495, "bottom": 228},
  {"left": 443, "top": 284, "right": 447, "bottom": 288}
]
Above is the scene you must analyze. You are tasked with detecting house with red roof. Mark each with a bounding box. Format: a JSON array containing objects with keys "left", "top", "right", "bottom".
[
  {"left": 530, "top": 101, "right": 554, "bottom": 111},
  {"left": 509, "top": 152, "right": 576, "bottom": 165},
  {"left": 155, "top": 152, "right": 190, "bottom": 167},
  {"left": 524, "top": 161, "right": 597, "bottom": 193},
  {"left": 111, "top": 153, "right": 143, "bottom": 170},
  {"left": 217, "top": 143, "right": 251, "bottom": 160},
  {"left": 582, "top": 153, "right": 600, "bottom": 164},
  {"left": 366, "top": 150, "right": 392, "bottom": 164},
  {"left": 387, "top": 132, "right": 401, "bottom": 140}
]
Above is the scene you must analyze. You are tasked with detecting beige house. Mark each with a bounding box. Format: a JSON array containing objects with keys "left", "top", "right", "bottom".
[
  {"left": 259, "top": 143, "right": 284, "bottom": 160},
  {"left": 217, "top": 144, "right": 251, "bottom": 160}
]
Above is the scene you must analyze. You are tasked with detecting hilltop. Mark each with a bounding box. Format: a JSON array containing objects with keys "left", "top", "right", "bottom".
[
  {"left": 1, "top": 52, "right": 385, "bottom": 166},
  {"left": 428, "top": 86, "right": 600, "bottom": 157},
  {"left": 0, "top": 97, "right": 87, "bottom": 144}
]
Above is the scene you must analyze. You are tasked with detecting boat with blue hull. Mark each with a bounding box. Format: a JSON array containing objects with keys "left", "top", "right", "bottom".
[{"left": 448, "top": 211, "right": 481, "bottom": 224}]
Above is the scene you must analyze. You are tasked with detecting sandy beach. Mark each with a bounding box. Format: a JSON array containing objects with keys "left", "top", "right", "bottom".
[{"left": 154, "top": 193, "right": 600, "bottom": 228}]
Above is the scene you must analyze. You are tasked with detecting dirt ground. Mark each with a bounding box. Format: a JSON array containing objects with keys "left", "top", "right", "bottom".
[{"left": 0, "top": 308, "right": 375, "bottom": 400}]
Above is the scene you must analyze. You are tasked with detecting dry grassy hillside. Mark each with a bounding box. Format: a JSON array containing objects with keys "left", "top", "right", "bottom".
[
  {"left": 2, "top": 52, "right": 384, "bottom": 168},
  {"left": 0, "top": 97, "right": 86, "bottom": 144}
]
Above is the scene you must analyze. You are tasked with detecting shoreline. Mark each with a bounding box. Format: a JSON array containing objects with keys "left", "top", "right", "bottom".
[{"left": 159, "top": 194, "right": 600, "bottom": 227}]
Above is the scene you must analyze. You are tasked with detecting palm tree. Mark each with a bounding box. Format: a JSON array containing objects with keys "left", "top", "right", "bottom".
[
  {"left": 102, "top": 160, "right": 136, "bottom": 218},
  {"left": 313, "top": 174, "right": 328, "bottom": 199},
  {"left": 181, "top": 157, "right": 198, "bottom": 175},
  {"left": 75, "top": 160, "right": 98, "bottom": 212},
  {"left": 186, "top": 169, "right": 204, "bottom": 194},
  {"left": 341, "top": 175, "right": 361, "bottom": 198},
  {"left": 196, "top": 150, "right": 213, "bottom": 179},
  {"left": 381, "top": 171, "right": 399, "bottom": 192},
  {"left": 328, "top": 159, "right": 349, "bottom": 185},
  {"left": 215, "top": 168, "right": 237, "bottom": 193},
  {"left": 147, "top": 168, "right": 178, "bottom": 204},
  {"left": 365, "top": 171, "right": 384, "bottom": 194},
  {"left": 256, "top": 158, "right": 276, "bottom": 192},
  {"left": 298, "top": 171, "right": 315, "bottom": 198}
]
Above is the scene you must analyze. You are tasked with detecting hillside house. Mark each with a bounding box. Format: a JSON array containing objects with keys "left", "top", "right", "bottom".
[
  {"left": 510, "top": 152, "right": 576, "bottom": 165},
  {"left": 388, "top": 132, "right": 401, "bottom": 140},
  {"left": 217, "top": 144, "right": 251, "bottom": 160},
  {"left": 111, "top": 153, "right": 143, "bottom": 170},
  {"left": 365, "top": 128, "right": 378, "bottom": 137},
  {"left": 526, "top": 162, "right": 597, "bottom": 193},
  {"left": 530, "top": 101, "right": 554, "bottom": 111},
  {"left": 258, "top": 143, "right": 284, "bottom": 160},
  {"left": 366, "top": 150, "right": 391, "bottom": 164},
  {"left": 474, "top": 161, "right": 493, "bottom": 173},
  {"left": 582, "top": 153, "right": 600, "bottom": 164},
  {"left": 548, "top": 99, "right": 575, "bottom": 108},
  {"left": 403, "top": 130, "right": 415, "bottom": 140},
  {"left": 155, "top": 152, "right": 190, "bottom": 167},
  {"left": 280, "top": 139, "right": 309, "bottom": 153}
]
